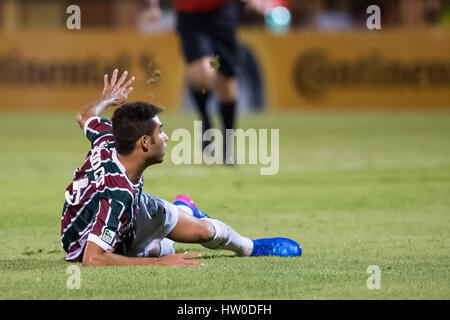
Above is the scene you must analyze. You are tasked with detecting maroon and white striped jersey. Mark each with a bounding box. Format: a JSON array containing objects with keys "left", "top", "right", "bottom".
[{"left": 60, "top": 117, "right": 143, "bottom": 262}]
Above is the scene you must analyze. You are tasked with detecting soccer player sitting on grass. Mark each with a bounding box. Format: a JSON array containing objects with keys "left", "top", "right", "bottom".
[{"left": 60, "top": 69, "right": 301, "bottom": 267}]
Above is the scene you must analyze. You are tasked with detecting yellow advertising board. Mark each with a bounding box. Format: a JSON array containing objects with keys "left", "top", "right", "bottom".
[
  {"left": 0, "top": 31, "right": 185, "bottom": 112},
  {"left": 0, "top": 28, "right": 449, "bottom": 112},
  {"left": 241, "top": 29, "right": 450, "bottom": 110}
]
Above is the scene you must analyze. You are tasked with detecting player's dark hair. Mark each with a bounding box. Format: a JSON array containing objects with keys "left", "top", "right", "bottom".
[{"left": 112, "top": 102, "right": 163, "bottom": 155}]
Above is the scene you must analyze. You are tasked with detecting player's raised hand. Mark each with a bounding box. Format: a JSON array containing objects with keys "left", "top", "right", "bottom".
[
  {"left": 101, "top": 69, "right": 135, "bottom": 106},
  {"left": 76, "top": 69, "right": 134, "bottom": 129},
  {"left": 155, "top": 252, "right": 205, "bottom": 267}
]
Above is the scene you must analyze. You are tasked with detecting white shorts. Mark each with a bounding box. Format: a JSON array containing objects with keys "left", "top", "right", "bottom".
[{"left": 126, "top": 192, "right": 179, "bottom": 258}]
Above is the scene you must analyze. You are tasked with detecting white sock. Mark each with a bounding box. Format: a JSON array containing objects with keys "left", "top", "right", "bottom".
[{"left": 200, "top": 218, "right": 254, "bottom": 256}]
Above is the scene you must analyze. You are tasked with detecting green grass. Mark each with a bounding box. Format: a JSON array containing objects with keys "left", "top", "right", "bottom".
[{"left": 0, "top": 111, "right": 449, "bottom": 299}]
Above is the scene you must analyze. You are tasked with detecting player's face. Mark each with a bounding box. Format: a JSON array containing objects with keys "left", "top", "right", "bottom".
[
  {"left": 155, "top": 123, "right": 168, "bottom": 160},
  {"left": 147, "top": 119, "right": 168, "bottom": 164}
]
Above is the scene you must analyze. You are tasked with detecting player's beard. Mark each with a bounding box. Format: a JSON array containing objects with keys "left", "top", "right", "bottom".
[{"left": 145, "top": 146, "right": 165, "bottom": 166}]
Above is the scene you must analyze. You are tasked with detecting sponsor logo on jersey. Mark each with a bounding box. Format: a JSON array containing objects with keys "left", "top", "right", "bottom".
[{"left": 101, "top": 228, "right": 116, "bottom": 245}]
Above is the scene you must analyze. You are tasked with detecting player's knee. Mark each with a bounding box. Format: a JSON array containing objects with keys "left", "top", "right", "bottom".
[
  {"left": 186, "top": 60, "right": 216, "bottom": 90},
  {"left": 187, "top": 72, "right": 215, "bottom": 90},
  {"left": 195, "top": 219, "right": 215, "bottom": 243}
]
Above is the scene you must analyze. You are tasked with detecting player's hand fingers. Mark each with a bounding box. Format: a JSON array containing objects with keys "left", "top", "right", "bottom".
[
  {"left": 104, "top": 74, "right": 109, "bottom": 89},
  {"left": 121, "top": 76, "right": 135, "bottom": 91},
  {"left": 181, "top": 252, "right": 203, "bottom": 260},
  {"left": 180, "top": 254, "right": 205, "bottom": 267},
  {"left": 156, "top": 253, "right": 205, "bottom": 267},
  {"left": 110, "top": 69, "right": 119, "bottom": 86},
  {"left": 116, "top": 70, "right": 128, "bottom": 87},
  {"left": 124, "top": 86, "right": 133, "bottom": 96},
  {"left": 114, "top": 86, "right": 133, "bottom": 105}
]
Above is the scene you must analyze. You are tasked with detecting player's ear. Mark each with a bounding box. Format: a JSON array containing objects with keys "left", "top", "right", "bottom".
[{"left": 140, "top": 135, "right": 150, "bottom": 152}]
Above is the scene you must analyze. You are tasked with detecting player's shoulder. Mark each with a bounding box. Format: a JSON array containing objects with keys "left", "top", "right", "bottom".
[
  {"left": 84, "top": 117, "right": 115, "bottom": 147},
  {"left": 84, "top": 117, "right": 112, "bottom": 133},
  {"left": 93, "top": 146, "right": 141, "bottom": 200}
]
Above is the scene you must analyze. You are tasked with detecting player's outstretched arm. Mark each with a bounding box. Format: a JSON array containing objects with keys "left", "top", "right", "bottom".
[
  {"left": 76, "top": 69, "right": 135, "bottom": 129},
  {"left": 82, "top": 241, "right": 205, "bottom": 267}
]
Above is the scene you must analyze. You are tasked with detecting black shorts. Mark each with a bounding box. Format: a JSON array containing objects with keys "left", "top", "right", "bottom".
[{"left": 176, "top": 1, "right": 239, "bottom": 78}]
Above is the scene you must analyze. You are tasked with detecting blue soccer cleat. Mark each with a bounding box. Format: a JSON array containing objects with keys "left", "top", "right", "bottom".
[
  {"left": 173, "top": 195, "right": 210, "bottom": 219},
  {"left": 251, "top": 237, "right": 302, "bottom": 257}
]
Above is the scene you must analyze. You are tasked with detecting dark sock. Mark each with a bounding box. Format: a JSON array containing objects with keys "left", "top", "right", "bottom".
[
  {"left": 219, "top": 101, "right": 236, "bottom": 162},
  {"left": 191, "top": 89, "right": 212, "bottom": 133},
  {"left": 219, "top": 101, "right": 236, "bottom": 131}
]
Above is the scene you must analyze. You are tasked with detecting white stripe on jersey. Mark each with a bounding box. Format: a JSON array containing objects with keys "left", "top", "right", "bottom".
[
  {"left": 92, "top": 133, "right": 114, "bottom": 146},
  {"left": 87, "top": 127, "right": 100, "bottom": 135},
  {"left": 83, "top": 117, "right": 103, "bottom": 135},
  {"left": 66, "top": 234, "right": 88, "bottom": 261},
  {"left": 116, "top": 203, "right": 127, "bottom": 235},
  {"left": 87, "top": 234, "right": 113, "bottom": 253}
]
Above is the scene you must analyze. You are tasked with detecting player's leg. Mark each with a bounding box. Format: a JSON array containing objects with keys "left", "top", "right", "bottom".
[
  {"left": 171, "top": 195, "right": 302, "bottom": 257},
  {"left": 185, "top": 56, "right": 216, "bottom": 92},
  {"left": 129, "top": 192, "right": 249, "bottom": 257},
  {"left": 167, "top": 207, "right": 254, "bottom": 256},
  {"left": 130, "top": 192, "right": 301, "bottom": 258},
  {"left": 216, "top": 74, "right": 237, "bottom": 163},
  {"left": 210, "top": 2, "right": 240, "bottom": 163},
  {"left": 185, "top": 57, "right": 217, "bottom": 151},
  {"left": 176, "top": 11, "right": 216, "bottom": 151}
]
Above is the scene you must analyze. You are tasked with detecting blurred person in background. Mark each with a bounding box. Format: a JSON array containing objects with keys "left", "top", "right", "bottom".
[
  {"left": 142, "top": 0, "right": 271, "bottom": 164},
  {"left": 314, "top": 0, "right": 354, "bottom": 31}
]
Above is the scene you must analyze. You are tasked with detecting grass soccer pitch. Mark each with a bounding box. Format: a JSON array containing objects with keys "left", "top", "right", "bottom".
[{"left": 0, "top": 111, "right": 449, "bottom": 300}]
